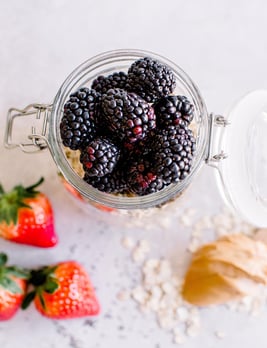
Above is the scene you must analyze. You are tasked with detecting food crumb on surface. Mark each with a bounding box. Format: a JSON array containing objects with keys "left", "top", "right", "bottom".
[
  {"left": 174, "top": 334, "right": 185, "bottom": 345},
  {"left": 214, "top": 330, "right": 226, "bottom": 339},
  {"left": 117, "top": 290, "right": 130, "bottom": 302},
  {"left": 121, "top": 236, "right": 135, "bottom": 249}
]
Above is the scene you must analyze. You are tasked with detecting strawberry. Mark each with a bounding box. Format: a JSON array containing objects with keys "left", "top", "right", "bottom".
[
  {"left": 0, "top": 178, "right": 58, "bottom": 247},
  {"left": 0, "top": 253, "right": 29, "bottom": 320},
  {"left": 22, "top": 261, "right": 100, "bottom": 319}
]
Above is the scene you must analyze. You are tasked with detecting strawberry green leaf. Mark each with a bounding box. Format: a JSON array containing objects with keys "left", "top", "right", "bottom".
[
  {"left": 0, "top": 184, "right": 4, "bottom": 195},
  {"left": 6, "top": 266, "right": 29, "bottom": 279},
  {"left": 43, "top": 265, "right": 58, "bottom": 276},
  {"left": 38, "top": 292, "right": 46, "bottom": 310},
  {"left": 0, "top": 276, "right": 23, "bottom": 294},
  {"left": 0, "top": 194, "right": 31, "bottom": 225},
  {"left": 0, "top": 177, "right": 44, "bottom": 225},
  {"left": 21, "top": 291, "right": 36, "bottom": 310},
  {"left": 0, "top": 253, "right": 7, "bottom": 267},
  {"left": 44, "top": 280, "right": 58, "bottom": 294}
]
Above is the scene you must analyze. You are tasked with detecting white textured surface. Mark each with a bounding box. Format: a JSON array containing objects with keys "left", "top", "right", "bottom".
[{"left": 0, "top": 1, "right": 267, "bottom": 347}]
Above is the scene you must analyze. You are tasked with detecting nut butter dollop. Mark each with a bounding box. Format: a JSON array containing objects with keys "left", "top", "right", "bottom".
[{"left": 182, "top": 234, "right": 267, "bottom": 306}]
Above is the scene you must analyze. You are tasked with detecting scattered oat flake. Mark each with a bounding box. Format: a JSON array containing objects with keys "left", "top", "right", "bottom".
[
  {"left": 187, "top": 239, "right": 200, "bottom": 253},
  {"left": 131, "top": 286, "right": 147, "bottom": 304},
  {"left": 162, "top": 282, "right": 176, "bottom": 295},
  {"left": 186, "top": 325, "right": 199, "bottom": 337},
  {"left": 176, "top": 307, "right": 189, "bottom": 322},
  {"left": 180, "top": 215, "right": 192, "bottom": 227},
  {"left": 117, "top": 290, "right": 130, "bottom": 301},
  {"left": 192, "top": 229, "right": 202, "bottom": 237},
  {"left": 215, "top": 330, "right": 226, "bottom": 339},
  {"left": 174, "top": 334, "right": 186, "bottom": 345},
  {"left": 132, "top": 249, "right": 145, "bottom": 263},
  {"left": 121, "top": 236, "right": 135, "bottom": 249}
]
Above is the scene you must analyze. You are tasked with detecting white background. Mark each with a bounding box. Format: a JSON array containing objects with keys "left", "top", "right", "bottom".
[{"left": 0, "top": 1, "right": 267, "bottom": 347}]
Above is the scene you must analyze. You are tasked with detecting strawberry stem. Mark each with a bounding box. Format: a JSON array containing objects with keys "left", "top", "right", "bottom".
[
  {"left": 25, "top": 177, "right": 44, "bottom": 192},
  {"left": 0, "top": 184, "right": 4, "bottom": 196},
  {"left": 21, "top": 264, "right": 59, "bottom": 310},
  {"left": 30, "top": 269, "right": 47, "bottom": 286},
  {"left": 21, "top": 291, "right": 36, "bottom": 310},
  {"left": 0, "top": 253, "right": 7, "bottom": 267}
]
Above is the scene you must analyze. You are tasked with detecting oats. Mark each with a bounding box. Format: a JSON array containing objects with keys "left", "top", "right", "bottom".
[
  {"left": 145, "top": 258, "right": 160, "bottom": 267},
  {"left": 117, "top": 290, "right": 130, "bottom": 301},
  {"left": 186, "top": 324, "right": 199, "bottom": 337},
  {"left": 132, "top": 248, "right": 145, "bottom": 263},
  {"left": 150, "top": 285, "right": 163, "bottom": 300},
  {"left": 162, "top": 281, "right": 176, "bottom": 295},
  {"left": 180, "top": 215, "right": 192, "bottom": 227},
  {"left": 186, "top": 315, "right": 200, "bottom": 328},
  {"left": 192, "top": 228, "right": 202, "bottom": 237},
  {"left": 185, "top": 208, "right": 196, "bottom": 217},
  {"left": 147, "top": 298, "right": 160, "bottom": 311},
  {"left": 121, "top": 236, "right": 135, "bottom": 249},
  {"left": 176, "top": 307, "right": 189, "bottom": 322},
  {"left": 174, "top": 334, "right": 186, "bottom": 345},
  {"left": 158, "top": 316, "right": 176, "bottom": 330},
  {"left": 187, "top": 238, "right": 200, "bottom": 253},
  {"left": 215, "top": 331, "right": 226, "bottom": 339},
  {"left": 250, "top": 297, "right": 262, "bottom": 316},
  {"left": 173, "top": 327, "right": 182, "bottom": 336},
  {"left": 139, "top": 304, "right": 149, "bottom": 314},
  {"left": 131, "top": 286, "right": 147, "bottom": 304},
  {"left": 144, "top": 276, "right": 158, "bottom": 288}
]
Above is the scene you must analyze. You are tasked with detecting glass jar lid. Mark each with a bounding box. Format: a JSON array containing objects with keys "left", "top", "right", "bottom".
[{"left": 214, "top": 90, "right": 267, "bottom": 227}]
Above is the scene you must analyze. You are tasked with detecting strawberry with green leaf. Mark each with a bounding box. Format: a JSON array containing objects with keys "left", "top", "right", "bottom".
[
  {"left": 0, "top": 178, "right": 58, "bottom": 247},
  {"left": 0, "top": 253, "right": 29, "bottom": 320},
  {"left": 22, "top": 261, "right": 100, "bottom": 319}
]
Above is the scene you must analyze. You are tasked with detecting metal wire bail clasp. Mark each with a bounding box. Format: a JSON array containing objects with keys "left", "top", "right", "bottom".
[
  {"left": 206, "top": 113, "right": 230, "bottom": 166},
  {"left": 4, "top": 103, "right": 52, "bottom": 153}
]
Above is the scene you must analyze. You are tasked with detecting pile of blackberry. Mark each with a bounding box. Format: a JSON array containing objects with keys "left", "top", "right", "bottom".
[{"left": 60, "top": 57, "right": 196, "bottom": 196}]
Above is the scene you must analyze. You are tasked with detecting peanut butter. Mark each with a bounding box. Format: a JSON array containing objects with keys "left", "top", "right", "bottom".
[{"left": 182, "top": 234, "right": 267, "bottom": 306}]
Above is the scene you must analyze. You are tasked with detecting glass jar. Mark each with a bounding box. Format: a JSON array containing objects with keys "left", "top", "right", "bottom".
[{"left": 4, "top": 49, "right": 267, "bottom": 227}]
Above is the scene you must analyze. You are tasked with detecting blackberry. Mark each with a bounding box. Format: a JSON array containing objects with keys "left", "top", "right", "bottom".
[
  {"left": 92, "top": 72, "right": 128, "bottom": 94},
  {"left": 127, "top": 57, "right": 176, "bottom": 103},
  {"left": 101, "top": 89, "right": 156, "bottom": 143},
  {"left": 126, "top": 155, "right": 165, "bottom": 195},
  {"left": 122, "top": 134, "right": 154, "bottom": 157},
  {"left": 60, "top": 88, "right": 100, "bottom": 150},
  {"left": 83, "top": 167, "right": 127, "bottom": 194},
  {"left": 80, "top": 137, "right": 120, "bottom": 177},
  {"left": 150, "top": 125, "right": 196, "bottom": 185},
  {"left": 154, "top": 95, "right": 194, "bottom": 128}
]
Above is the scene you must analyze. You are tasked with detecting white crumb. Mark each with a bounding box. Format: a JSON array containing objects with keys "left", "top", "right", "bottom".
[
  {"left": 121, "top": 236, "right": 135, "bottom": 249},
  {"left": 215, "top": 330, "right": 226, "bottom": 339},
  {"left": 117, "top": 290, "right": 130, "bottom": 301}
]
